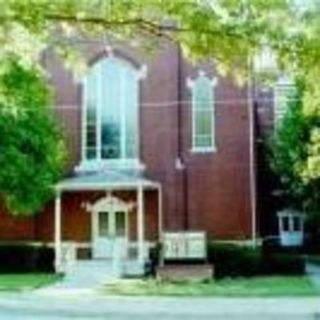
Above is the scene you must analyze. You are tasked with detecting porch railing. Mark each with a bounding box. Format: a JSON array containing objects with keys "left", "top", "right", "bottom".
[{"left": 60, "top": 241, "right": 76, "bottom": 273}]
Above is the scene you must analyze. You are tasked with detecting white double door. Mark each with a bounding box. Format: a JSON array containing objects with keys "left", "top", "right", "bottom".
[{"left": 93, "top": 209, "right": 128, "bottom": 259}]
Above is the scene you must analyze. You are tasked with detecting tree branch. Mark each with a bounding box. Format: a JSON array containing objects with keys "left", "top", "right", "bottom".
[{"left": 0, "top": 12, "right": 245, "bottom": 41}]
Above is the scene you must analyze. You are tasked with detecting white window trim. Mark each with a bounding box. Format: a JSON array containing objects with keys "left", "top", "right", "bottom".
[
  {"left": 77, "top": 57, "right": 147, "bottom": 173},
  {"left": 191, "top": 146, "right": 217, "bottom": 153},
  {"left": 187, "top": 70, "right": 218, "bottom": 154}
]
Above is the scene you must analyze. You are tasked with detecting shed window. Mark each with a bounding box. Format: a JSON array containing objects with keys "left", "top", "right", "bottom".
[{"left": 282, "top": 216, "right": 290, "bottom": 232}]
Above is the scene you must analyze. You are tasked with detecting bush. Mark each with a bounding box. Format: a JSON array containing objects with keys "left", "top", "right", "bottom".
[
  {"left": 148, "top": 242, "right": 305, "bottom": 278},
  {"left": 262, "top": 237, "right": 304, "bottom": 255},
  {"left": 0, "top": 244, "right": 54, "bottom": 273},
  {"left": 148, "top": 242, "right": 162, "bottom": 276},
  {"left": 305, "top": 212, "right": 320, "bottom": 254},
  {"left": 207, "top": 243, "right": 261, "bottom": 278},
  {"left": 35, "top": 246, "right": 55, "bottom": 272},
  {"left": 207, "top": 242, "right": 305, "bottom": 278},
  {"left": 262, "top": 253, "right": 305, "bottom": 275}
]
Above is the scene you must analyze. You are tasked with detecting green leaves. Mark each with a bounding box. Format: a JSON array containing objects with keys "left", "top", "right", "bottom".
[
  {"left": 303, "top": 127, "right": 320, "bottom": 181},
  {"left": 0, "top": 0, "right": 314, "bottom": 87},
  {"left": 270, "top": 81, "right": 320, "bottom": 211},
  {"left": 0, "top": 0, "right": 304, "bottom": 81},
  {"left": 0, "top": 58, "right": 66, "bottom": 216},
  {"left": 270, "top": 87, "right": 307, "bottom": 200}
]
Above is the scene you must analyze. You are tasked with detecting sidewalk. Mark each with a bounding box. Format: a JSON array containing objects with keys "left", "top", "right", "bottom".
[
  {"left": 0, "top": 292, "right": 320, "bottom": 319},
  {"left": 306, "top": 262, "right": 320, "bottom": 291}
]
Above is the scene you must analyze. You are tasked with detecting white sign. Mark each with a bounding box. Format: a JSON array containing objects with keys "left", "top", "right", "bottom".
[{"left": 163, "top": 232, "right": 206, "bottom": 260}]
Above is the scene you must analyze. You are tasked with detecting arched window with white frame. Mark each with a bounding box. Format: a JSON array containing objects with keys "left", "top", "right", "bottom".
[
  {"left": 81, "top": 56, "right": 145, "bottom": 170},
  {"left": 188, "top": 71, "right": 217, "bottom": 152}
]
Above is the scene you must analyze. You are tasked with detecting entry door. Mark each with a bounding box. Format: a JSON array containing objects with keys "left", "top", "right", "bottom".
[{"left": 93, "top": 210, "right": 127, "bottom": 259}]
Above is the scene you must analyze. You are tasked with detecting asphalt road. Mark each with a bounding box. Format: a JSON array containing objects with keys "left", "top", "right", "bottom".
[
  {"left": 0, "top": 312, "right": 319, "bottom": 320},
  {"left": 0, "top": 292, "right": 320, "bottom": 320},
  {"left": 0, "top": 309, "right": 318, "bottom": 320}
]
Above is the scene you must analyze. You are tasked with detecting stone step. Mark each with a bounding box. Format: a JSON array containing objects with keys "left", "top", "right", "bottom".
[
  {"left": 55, "top": 259, "right": 146, "bottom": 289},
  {"left": 58, "top": 260, "right": 119, "bottom": 288}
]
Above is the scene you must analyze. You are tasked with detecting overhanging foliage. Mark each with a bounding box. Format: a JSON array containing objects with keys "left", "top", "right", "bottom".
[{"left": 269, "top": 81, "right": 320, "bottom": 212}]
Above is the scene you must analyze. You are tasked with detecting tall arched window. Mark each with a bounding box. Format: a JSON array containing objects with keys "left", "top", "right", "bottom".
[
  {"left": 188, "top": 71, "right": 217, "bottom": 152},
  {"left": 82, "top": 56, "right": 141, "bottom": 167}
]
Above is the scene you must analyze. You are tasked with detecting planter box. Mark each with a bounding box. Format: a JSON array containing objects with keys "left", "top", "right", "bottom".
[{"left": 156, "top": 264, "right": 214, "bottom": 281}]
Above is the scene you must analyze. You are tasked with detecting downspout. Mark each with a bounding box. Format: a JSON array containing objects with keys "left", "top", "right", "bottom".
[
  {"left": 248, "top": 57, "right": 257, "bottom": 246},
  {"left": 177, "top": 44, "right": 189, "bottom": 230}
]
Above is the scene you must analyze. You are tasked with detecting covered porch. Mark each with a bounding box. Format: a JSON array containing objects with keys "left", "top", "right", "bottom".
[{"left": 53, "top": 170, "right": 162, "bottom": 276}]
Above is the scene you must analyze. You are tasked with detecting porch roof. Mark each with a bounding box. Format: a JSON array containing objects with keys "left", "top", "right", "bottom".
[{"left": 55, "top": 170, "right": 160, "bottom": 192}]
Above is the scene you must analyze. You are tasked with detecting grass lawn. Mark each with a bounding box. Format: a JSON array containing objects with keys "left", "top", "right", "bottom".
[
  {"left": 0, "top": 273, "right": 61, "bottom": 292},
  {"left": 103, "top": 276, "right": 318, "bottom": 297}
]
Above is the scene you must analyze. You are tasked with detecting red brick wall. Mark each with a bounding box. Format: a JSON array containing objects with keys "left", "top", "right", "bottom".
[
  {"left": 179, "top": 61, "right": 252, "bottom": 239},
  {"left": 0, "top": 39, "right": 253, "bottom": 242},
  {"left": 0, "top": 203, "right": 35, "bottom": 240},
  {"left": 34, "top": 190, "right": 159, "bottom": 243}
]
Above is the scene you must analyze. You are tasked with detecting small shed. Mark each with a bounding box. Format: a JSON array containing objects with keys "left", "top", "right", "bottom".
[{"left": 277, "top": 209, "right": 306, "bottom": 247}]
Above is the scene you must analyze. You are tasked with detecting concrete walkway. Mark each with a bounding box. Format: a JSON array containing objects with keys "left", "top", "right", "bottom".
[
  {"left": 306, "top": 262, "right": 320, "bottom": 291},
  {"left": 0, "top": 292, "right": 320, "bottom": 319},
  {"left": 1, "top": 261, "right": 320, "bottom": 319},
  {"left": 42, "top": 260, "right": 119, "bottom": 292}
]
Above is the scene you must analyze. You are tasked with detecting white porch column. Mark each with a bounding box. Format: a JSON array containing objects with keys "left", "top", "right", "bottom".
[
  {"left": 96, "top": 61, "right": 102, "bottom": 160},
  {"left": 137, "top": 185, "right": 145, "bottom": 264},
  {"left": 54, "top": 190, "right": 62, "bottom": 273}
]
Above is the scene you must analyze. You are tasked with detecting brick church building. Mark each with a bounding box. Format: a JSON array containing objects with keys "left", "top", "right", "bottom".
[{"left": 0, "top": 37, "right": 290, "bottom": 273}]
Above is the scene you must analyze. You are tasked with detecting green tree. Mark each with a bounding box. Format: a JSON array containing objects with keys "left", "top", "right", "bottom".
[
  {"left": 269, "top": 81, "right": 320, "bottom": 212},
  {"left": 270, "top": 83, "right": 320, "bottom": 246},
  {"left": 269, "top": 86, "right": 307, "bottom": 206},
  {"left": 0, "top": 58, "right": 66, "bottom": 216}
]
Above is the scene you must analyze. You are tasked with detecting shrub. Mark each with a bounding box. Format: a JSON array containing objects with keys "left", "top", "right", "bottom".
[
  {"left": 35, "top": 246, "right": 55, "bottom": 272},
  {"left": 262, "top": 253, "right": 305, "bottom": 275},
  {"left": 305, "top": 212, "right": 320, "bottom": 254},
  {"left": 207, "top": 243, "right": 262, "bottom": 278},
  {"left": 148, "top": 242, "right": 162, "bottom": 276},
  {"left": 262, "top": 237, "right": 304, "bottom": 255},
  {"left": 0, "top": 244, "right": 54, "bottom": 273},
  {"left": 148, "top": 241, "right": 305, "bottom": 278},
  {"left": 207, "top": 242, "right": 305, "bottom": 278}
]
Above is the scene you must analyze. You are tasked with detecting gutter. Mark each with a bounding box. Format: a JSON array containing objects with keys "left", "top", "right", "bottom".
[
  {"left": 248, "top": 57, "right": 257, "bottom": 246},
  {"left": 177, "top": 44, "right": 189, "bottom": 230}
]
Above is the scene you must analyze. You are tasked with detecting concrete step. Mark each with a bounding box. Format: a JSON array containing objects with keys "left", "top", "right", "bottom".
[
  {"left": 57, "top": 260, "right": 119, "bottom": 288},
  {"left": 53, "top": 259, "right": 146, "bottom": 289}
]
